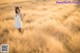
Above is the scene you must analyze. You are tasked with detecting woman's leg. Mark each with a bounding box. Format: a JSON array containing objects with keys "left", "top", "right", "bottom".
[{"left": 18, "top": 28, "right": 21, "bottom": 32}]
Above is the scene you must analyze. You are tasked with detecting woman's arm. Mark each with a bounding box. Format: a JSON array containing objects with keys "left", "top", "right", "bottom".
[{"left": 20, "top": 13, "right": 25, "bottom": 20}]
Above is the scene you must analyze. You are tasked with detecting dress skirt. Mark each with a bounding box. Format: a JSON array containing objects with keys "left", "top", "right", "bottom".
[{"left": 14, "top": 13, "right": 22, "bottom": 29}]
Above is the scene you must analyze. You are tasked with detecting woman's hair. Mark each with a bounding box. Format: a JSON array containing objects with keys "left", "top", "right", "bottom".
[{"left": 15, "top": 7, "right": 20, "bottom": 14}]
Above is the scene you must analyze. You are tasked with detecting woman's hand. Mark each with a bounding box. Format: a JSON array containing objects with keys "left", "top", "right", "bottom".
[
  {"left": 23, "top": 14, "right": 25, "bottom": 17},
  {"left": 21, "top": 13, "right": 25, "bottom": 20}
]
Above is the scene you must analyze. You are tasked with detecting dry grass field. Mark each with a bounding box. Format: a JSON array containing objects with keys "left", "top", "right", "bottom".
[{"left": 0, "top": 0, "right": 80, "bottom": 53}]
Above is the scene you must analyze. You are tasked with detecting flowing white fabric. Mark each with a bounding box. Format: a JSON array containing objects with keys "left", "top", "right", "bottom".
[{"left": 14, "top": 13, "right": 22, "bottom": 28}]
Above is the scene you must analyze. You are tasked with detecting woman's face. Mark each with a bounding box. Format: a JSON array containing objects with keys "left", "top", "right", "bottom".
[{"left": 17, "top": 9, "right": 20, "bottom": 13}]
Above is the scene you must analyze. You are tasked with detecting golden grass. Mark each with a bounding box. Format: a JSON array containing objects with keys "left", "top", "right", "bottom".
[{"left": 0, "top": 0, "right": 80, "bottom": 53}]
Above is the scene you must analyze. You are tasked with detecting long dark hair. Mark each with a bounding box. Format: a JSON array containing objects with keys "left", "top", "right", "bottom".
[{"left": 15, "top": 7, "right": 20, "bottom": 14}]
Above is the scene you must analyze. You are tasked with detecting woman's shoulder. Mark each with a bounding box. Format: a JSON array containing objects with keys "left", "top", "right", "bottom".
[{"left": 16, "top": 13, "right": 21, "bottom": 16}]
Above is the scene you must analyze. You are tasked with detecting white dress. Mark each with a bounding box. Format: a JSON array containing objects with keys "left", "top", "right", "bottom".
[{"left": 14, "top": 13, "right": 22, "bottom": 28}]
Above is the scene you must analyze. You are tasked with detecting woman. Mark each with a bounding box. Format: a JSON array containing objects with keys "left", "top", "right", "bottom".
[{"left": 14, "top": 6, "right": 24, "bottom": 32}]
